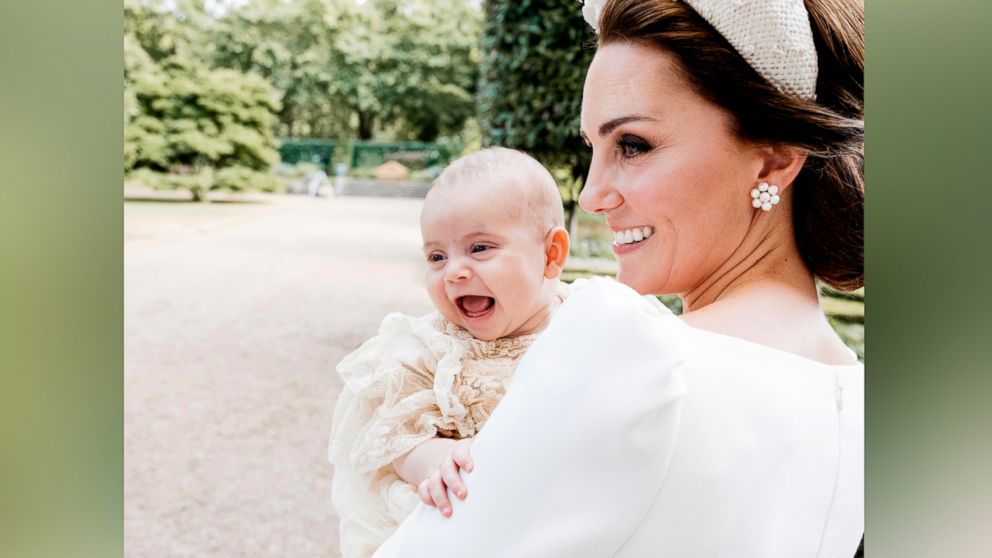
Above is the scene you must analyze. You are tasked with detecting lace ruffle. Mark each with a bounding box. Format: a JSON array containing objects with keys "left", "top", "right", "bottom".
[{"left": 329, "top": 311, "right": 535, "bottom": 474}]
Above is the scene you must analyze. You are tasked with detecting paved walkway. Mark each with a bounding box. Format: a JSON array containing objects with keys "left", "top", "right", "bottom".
[{"left": 125, "top": 193, "right": 432, "bottom": 557}]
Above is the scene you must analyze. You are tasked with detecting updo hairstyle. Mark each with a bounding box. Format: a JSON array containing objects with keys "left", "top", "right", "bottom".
[{"left": 597, "top": 0, "right": 864, "bottom": 290}]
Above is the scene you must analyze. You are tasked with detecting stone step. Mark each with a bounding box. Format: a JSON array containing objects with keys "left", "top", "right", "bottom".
[{"left": 335, "top": 178, "right": 432, "bottom": 198}]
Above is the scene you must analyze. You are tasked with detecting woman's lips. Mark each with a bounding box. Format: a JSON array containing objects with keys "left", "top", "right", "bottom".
[
  {"left": 612, "top": 225, "right": 654, "bottom": 254},
  {"left": 612, "top": 226, "right": 654, "bottom": 245}
]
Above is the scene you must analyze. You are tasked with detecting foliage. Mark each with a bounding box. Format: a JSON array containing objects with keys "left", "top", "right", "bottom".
[
  {"left": 331, "top": 0, "right": 482, "bottom": 141},
  {"left": 123, "top": 0, "right": 484, "bottom": 195},
  {"left": 132, "top": 165, "right": 280, "bottom": 201},
  {"left": 477, "top": 0, "right": 596, "bottom": 232},
  {"left": 206, "top": 0, "right": 355, "bottom": 138},
  {"left": 125, "top": 0, "right": 482, "bottom": 143},
  {"left": 214, "top": 166, "right": 280, "bottom": 193},
  {"left": 124, "top": 0, "right": 215, "bottom": 62},
  {"left": 125, "top": 31, "right": 282, "bottom": 201}
]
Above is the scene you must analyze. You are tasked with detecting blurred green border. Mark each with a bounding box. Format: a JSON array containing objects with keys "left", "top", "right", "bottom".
[
  {"left": 2, "top": 0, "right": 992, "bottom": 556},
  {"left": 0, "top": 1, "right": 123, "bottom": 556},
  {"left": 866, "top": 1, "right": 992, "bottom": 556}
]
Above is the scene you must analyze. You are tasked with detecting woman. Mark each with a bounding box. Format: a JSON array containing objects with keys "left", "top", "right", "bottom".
[{"left": 371, "top": 0, "right": 864, "bottom": 556}]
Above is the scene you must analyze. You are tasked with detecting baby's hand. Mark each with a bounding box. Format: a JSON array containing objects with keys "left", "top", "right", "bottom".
[{"left": 417, "top": 437, "right": 474, "bottom": 517}]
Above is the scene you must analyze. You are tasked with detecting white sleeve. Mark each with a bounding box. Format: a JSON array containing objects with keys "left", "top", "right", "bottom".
[{"left": 371, "top": 278, "right": 687, "bottom": 558}]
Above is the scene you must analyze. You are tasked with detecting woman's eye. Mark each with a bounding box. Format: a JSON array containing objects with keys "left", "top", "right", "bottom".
[
  {"left": 428, "top": 253, "right": 446, "bottom": 263},
  {"left": 618, "top": 135, "right": 651, "bottom": 158},
  {"left": 471, "top": 244, "right": 490, "bottom": 254}
]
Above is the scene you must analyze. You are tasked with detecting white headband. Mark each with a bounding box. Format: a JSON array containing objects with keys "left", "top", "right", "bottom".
[{"left": 582, "top": 0, "right": 819, "bottom": 101}]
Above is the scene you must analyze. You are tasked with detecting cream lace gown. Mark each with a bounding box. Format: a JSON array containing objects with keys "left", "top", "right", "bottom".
[
  {"left": 328, "top": 312, "right": 538, "bottom": 558},
  {"left": 372, "top": 277, "right": 865, "bottom": 558}
]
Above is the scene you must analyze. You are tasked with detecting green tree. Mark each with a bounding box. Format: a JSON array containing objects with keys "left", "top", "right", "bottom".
[
  {"left": 207, "top": 0, "right": 355, "bottom": 138},
  {"left": 331, "top": 0, "right": 482, "bottom": 141},
  {"left": 124, "top": 0, "right": 214, "bottom": 63},
  {"left": 477, "top": 0, "right": 594, "bottom": 233},
  {"left": 125, "top": 0, "right": 481, "bottom": 143},
  {"left": 125, "top": 35, "right": 282, "bottom": 201}
]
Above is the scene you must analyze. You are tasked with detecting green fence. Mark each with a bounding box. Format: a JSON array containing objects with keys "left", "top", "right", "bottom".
[
  {"left": 278, "top": 139, "right": 462, "bottom": 173},
  {"left": 350, "top": 141, "right": 460, "bottom": 170},
  {"left": 277, "top": 138, "right": 336, "bottom": 169}
]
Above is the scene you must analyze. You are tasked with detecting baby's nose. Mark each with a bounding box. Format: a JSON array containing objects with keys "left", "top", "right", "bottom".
[{"left": 444, "top": 262, "right": 471, "bottom": 283}]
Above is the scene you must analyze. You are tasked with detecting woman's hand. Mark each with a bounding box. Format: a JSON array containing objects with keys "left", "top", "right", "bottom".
[{"left": 417, "top": 438, "right": 474, "bottom": 517}]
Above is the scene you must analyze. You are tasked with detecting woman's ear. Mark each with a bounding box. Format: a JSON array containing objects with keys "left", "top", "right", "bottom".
[
  {"left": 757, "top": 145, "right": 808, "bottom": 193},
  {"left": 543, "top": 227, "right": 570, "bottom": 279}
]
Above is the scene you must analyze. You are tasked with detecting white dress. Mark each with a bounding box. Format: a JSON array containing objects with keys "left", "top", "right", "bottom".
[{"left": 371, "top": 277, "right": 864, "bottom": 558}]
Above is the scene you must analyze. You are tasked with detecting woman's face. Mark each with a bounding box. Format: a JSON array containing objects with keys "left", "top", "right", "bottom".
[{"left": 579, "top": 42, "right": 767, "bottom": 296}]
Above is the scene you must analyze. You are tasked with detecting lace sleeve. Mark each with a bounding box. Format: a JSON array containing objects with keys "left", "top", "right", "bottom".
[{"left": 328, "top": 312, "right": 468, "bottom": 473}]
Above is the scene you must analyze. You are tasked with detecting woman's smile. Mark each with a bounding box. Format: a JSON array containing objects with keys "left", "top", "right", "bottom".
[
  {"left": 612, "top": 225, "right": 654, "bottom": 246},
  {"left": 612, "top": 225, "right": 655, "bottom": 255}
]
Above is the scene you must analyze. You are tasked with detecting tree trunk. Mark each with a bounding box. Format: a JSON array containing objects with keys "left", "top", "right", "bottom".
[
  {"left": 357, "top": 110, "right": 374, "bottom": 140},
  {"left": 563, "top": 173, "right": 584, "bottom": 240},
  {"left": 564, "top": 198, "right": 580, "bottom": 240},
  {"left": 280, "top": 97, "right": 294, "bottom": 137}
]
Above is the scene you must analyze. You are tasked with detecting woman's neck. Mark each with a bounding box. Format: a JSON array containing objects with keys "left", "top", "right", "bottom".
[
  {"left": 680, "top": 212, "right": 816, "bottom": 313},
  {"left": 677, "top": 223, "right": 856, "bottom": 366}
]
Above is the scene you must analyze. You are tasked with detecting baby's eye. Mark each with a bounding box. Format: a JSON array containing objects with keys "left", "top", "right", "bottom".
[
  {"left": 618, "top": 135, "right": 652, "bottom": 158},
  {"left": 427, "top": 253, "right": 446, "bottom": 263},
  {"left": 470, "top": 244, "right": 490, "bottom": 254}
]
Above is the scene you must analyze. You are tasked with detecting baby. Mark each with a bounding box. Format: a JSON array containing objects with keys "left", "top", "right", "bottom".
[{"left": 328, "top": 147, "right": 570, "bottom": 558}]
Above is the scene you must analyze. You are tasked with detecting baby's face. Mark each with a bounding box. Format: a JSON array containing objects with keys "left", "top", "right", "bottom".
[{"left": 421, "top": 182, "right": 554, "bottom": 341}]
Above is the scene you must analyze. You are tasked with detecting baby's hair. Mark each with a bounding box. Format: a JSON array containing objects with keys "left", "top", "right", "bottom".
[{"left": 429, "top": 147, "right": 564, "bottom": 238}]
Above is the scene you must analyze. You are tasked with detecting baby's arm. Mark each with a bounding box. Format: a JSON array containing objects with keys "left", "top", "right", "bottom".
[{"left": 393, "top": 437, "right": 474, "bottom": 517}]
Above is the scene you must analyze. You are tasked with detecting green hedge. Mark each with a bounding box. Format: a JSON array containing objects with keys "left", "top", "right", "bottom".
[
  {"left": 349, "top": 141, "right": 460, "bottom": 170},
  {"left": 277, "top": 138, "right": 336, "bottom": 169},
  {"left": 278, "top": 139, "right": 462, "bottom": 173}
]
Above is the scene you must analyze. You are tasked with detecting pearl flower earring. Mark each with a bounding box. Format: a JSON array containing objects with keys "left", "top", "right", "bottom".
[{"left": 750, "top": 182, "right": 781, "bottom": 212}]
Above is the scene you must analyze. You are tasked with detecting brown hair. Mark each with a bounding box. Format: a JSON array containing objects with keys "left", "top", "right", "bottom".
[{"left": 597, "top": 0, "right": 864, "bottom": 290}]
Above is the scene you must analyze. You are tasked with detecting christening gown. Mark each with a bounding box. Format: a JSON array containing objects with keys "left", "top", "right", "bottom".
[
  {"left": 370, "top": 276, "right": 864, "bottom": 558},
  {"left": 328, "top": 309, "right": 540, "bottom": 558}
]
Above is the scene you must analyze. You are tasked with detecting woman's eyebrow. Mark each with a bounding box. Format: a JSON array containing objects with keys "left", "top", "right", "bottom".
[{"left": 583, "top": 115, "right": 656, "bottom": 139}]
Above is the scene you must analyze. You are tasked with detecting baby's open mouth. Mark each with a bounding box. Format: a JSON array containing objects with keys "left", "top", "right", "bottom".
[{"left": 456, "top": 295, "right": 496, "bottom": 319}]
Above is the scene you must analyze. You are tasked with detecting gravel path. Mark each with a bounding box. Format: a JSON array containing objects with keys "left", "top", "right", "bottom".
[{"left": 125, "top": 193, "right": 433, "bottom": 557}]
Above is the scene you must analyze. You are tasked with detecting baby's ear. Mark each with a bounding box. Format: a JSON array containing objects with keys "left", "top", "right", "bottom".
[{"left": 543, "top": 227, "right": 570, "bottom": 279}]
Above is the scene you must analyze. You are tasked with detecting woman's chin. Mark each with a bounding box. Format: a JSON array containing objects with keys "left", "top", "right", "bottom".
[
  {"left": 616, "top": 267, "right": 669, "bottom": 296},
  {"left": 616, "top": 270, "right": 649, "bottom": 295}
]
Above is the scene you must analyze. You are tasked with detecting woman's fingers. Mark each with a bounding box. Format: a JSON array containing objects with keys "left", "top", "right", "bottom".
[
  {"left": 441, "top": 458, "right": 467, "bottom": 500},
  {"left": 427, "top": 469, "right": 451, "bottom": 517},
  {"left": 451, "top": 444, "right": 474, "bottom": 473},
  {"left": 417, "top": 479, "right": 434, "bottom": 507}
]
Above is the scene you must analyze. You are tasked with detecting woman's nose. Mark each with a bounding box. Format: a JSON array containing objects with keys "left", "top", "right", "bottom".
[{"left": 579, "top": 158, "right": 623, "bottom": 214}]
